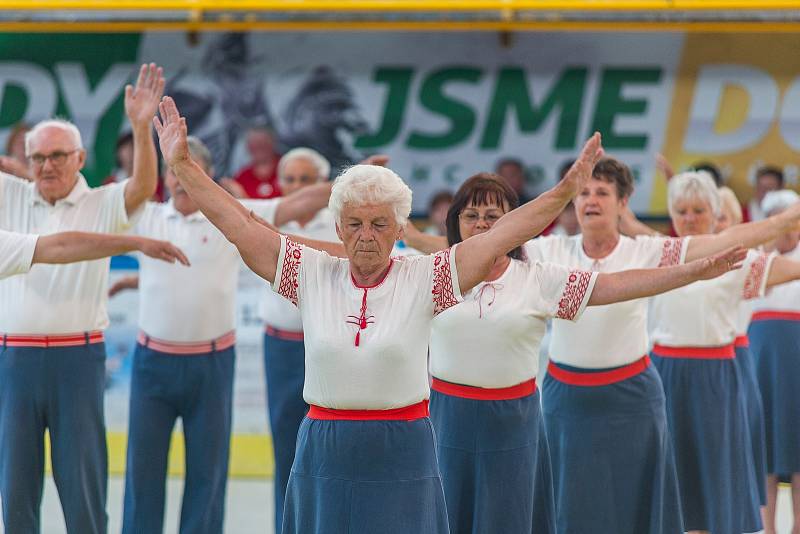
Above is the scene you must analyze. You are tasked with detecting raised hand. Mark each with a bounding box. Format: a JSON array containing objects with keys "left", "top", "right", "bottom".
[
  {"left": 655, "top": 153, "right": 675, "bottom": 181},
  {"left": 153, "top": 96, "right": 190, "bottom": 168},
  {"left": 360, "top": 154, "right": 390, "bottom": 167},
  {"left": 695, "top": 245, "right": 746, "bottom": 281},
  {"left": 125, "top": 63, "right": 165, "bottom": 128},
  {"left": 561, "top": 132, "right": 604, "bottom": 197},
  {"left": 137, "top": 237, "right": 190, "bottom": 266}
]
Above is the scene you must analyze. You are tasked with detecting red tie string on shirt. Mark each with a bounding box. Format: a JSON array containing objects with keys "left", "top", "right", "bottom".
[
  {"left": 355, "top": 287, "right": 368, "bottom": 347},
  {"left": 474, "top": 283, "right": 503, "bottom": 318}
]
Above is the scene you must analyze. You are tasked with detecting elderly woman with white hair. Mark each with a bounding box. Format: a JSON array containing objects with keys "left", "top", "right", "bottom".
[
  {"left": 259, "top": 146, "right": 339, "bottom": 532},
  {"left": 648, "top": 173, "right": 800, "bottom": 534},
  {"left": 152, "top": 96, "right": 608, "bottom": 532},
  {"left": 748, "top": 189, "right": 800, "bottom": 534}
]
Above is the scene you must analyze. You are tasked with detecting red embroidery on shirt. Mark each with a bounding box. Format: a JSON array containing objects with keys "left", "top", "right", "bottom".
[
  {"left": 277, "top": 238, "right": 302, "bottom": 306},
  {"left": 743, "top": 253, "right": 769, "bottom": 300},
  {"left": 432, "top": 248, "right": 459, "bottom": 316},
  {"left": 658, "top": 238, "right": 684, "bottom": 267},
  {"left": 556, "top": 270, "right": 592, "bottom": 321}
]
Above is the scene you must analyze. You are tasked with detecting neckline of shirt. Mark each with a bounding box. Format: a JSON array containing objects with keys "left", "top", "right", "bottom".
[{"left": 349, "top": 259, "right": 395, "bottom": 291}]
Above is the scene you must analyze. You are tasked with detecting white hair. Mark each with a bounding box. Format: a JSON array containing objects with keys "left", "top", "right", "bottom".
[
  {"left": 25, "top": 119, "right": 83, "bottom": 155},
  {"left": 278, "top": 147, "right": 330, "bottom": 181},
  {"left": 717, "top": 186, "right": 743, "bottom": 225},
  {"left": 329, "top": 165, "right": 412, "bottom": 225},
  {"left": 762, "top": 189, "right": 800, "bottom": 216},
  {"left": 668, "top": 171, "right": 721, "bottom": 218}
]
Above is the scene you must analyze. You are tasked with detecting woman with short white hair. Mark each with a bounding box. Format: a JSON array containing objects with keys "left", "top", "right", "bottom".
[
  {"left": 153, "top": 96, "right": 606, "bottom": 532},
  {"left": 649, "top": 174, "right": 800, "bottom": 534},
  {"left": 749, "top": 189, "right": 800, "bottom": 534}
]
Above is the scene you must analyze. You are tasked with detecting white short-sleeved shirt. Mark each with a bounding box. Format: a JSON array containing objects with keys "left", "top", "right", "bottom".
[
  {"left": 134, "top": 199, "right": 279, "bottom": 343},
  {"left": 753, "top": 245, "right": 800, "bottom": 313},
  {"left": 0, "top": 230, "right": 38, "bottom": 279},
  {"left": 271, "top": 235, "right": 462, "bottom": 410},
  {"left": 525, "top": 234, "right": 690, "bottom": 369},
  {"left": 0, "top": 173, "right": 135, "bottom": 334},
  {"left": 649, "top": 250, "right": 774, "bottom": 347},
  {"left": 260, "top": 208, "right": 339, "bottom": 332},
  {"left": 430, "top": 258, "right": 598, "bottom": 388}
]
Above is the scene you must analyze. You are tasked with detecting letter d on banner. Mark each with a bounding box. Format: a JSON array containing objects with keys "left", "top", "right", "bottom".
[{"left": 684, "top": 65, "right": 778, "bottom": 154}]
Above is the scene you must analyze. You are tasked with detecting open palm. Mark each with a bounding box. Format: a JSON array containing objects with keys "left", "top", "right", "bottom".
[
  {"left": 153, "top": 97, "right": 189, "bottom": 168},
  {"left": 562, "top": 132, "right": 604, "bottom": 197},
  {"left": 125, "top": 63, "right": 165, "bottom": 127}
]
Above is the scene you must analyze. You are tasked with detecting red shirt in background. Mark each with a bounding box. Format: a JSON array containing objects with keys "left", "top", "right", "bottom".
[{"left": 233, "top": 160, "right": 282, "bottom": 199}]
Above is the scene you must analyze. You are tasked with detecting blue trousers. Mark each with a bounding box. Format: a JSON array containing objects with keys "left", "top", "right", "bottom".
[
  {"left": 263, "top": 332, "right": 307, "bottom": 532},
  {"left": 0, "top": 342, "right": 108, "bottom": 534},
  {"left": 122, "top": 343, "right": 235, "bottom": 534}
]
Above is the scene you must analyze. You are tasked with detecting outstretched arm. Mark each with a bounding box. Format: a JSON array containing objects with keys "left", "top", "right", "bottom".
[
  {"left": 272, "top": 182, "right": 333, "bottom": 227},
  {"left": 109, "top": 275, "right": 140, "bottom": 297},
  {"left": 685, "top": 205, "right": 800, "bottom": 262},
  {"left": 456, "top": 133, "right": 604, "bottom": 293},
  {"left": 619, "top": 207, "right": 660, "bottom": 237},
  {"left": 403, "top": 220, "right": 448, "bottom": 254},
  {"left": 248, "top": 210, "right": 347, "bottom": 258},
  {"left": 124, "top": 63, "right": 165, "bottom": 215},
  {"left": 589, "top": 246, "right": 746, "bottom": 305},
  {"left": 32, "top": 233, "right": 188, "bottom": 266},
  {"left": 154, "top": 96, "right": 282, "bottom": 283},
  {"left": 765, "top": 255, "right": 800, "bottom": 288}
]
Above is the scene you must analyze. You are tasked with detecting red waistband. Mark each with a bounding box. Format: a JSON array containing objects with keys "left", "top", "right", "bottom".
[
  {"left": 264, "top": 325, "right": 304, "bottom": 341},
  {"left": 1, "top": 331, "right": 104, "bottom": 348},
  {"left": 547, "top": 355, "right": 650, "bottom": 387},
  {"left": 431, "top": 377, "right": 536, "bottom": 400},
  {"left": 734, "top": 335, "right": 749, "bottom": 348},
  {"left": 752, "top": 310, "right": 800, "bottom": 322},
  {"left": 307, "top": 400, "right": 429, "bottom": 421},
  {"left": 652, "top": 343, "right": 735, "bottom": 359},
  {"left": 137, "top": 330, "right": 235, "bottom": 355}
]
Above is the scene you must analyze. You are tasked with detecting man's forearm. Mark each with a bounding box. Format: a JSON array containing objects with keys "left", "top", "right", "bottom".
[
  {"left": 33, "top": 233, "right": 144, "bottom": 264},
  {"left": 125, "top": 122, "right": 158, "bottom": 212}
]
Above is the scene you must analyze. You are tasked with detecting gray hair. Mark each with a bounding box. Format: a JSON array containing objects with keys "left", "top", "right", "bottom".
[
  {"left": 717, "top": 186, "right": 743, "bottom": 225},
  {"left": 762, "top": 189, "right": 800, "bottom": 216},
  {"left": 278, "top": 147, "right": 330, "bottom": 182},
  {"left": 668, "top": 171, "right": 721, "bottom": 218},
  {"left": 329, "top": 165, "right": 412, "bottom": 225},
  {"left": 25, "top": 119, "right": 83, "bottom": 155},
  {"left": 161, "top": 135, "right": 214, "bottom": 177}
]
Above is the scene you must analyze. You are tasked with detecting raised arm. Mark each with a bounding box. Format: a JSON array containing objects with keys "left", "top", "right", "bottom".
[
  {"left": 154, "top": 96, "right": 282, "bottom": 283},
  {"left": 588, "top": 246, "right": 746, "bottom": 305},
  {"left": 273, "top": 182, "right": 333, "bottom": 227},
  {"left": 455, "top": 133, "right": 603, "bottom": 293},
  {"left": 685, "top": 204, "right": 800, "bottom": 262},
  {"left": 32, "top": 233, "right": 188, "bottom": 266},
  {"left": 403, "top": 220, "right": 448, "bottom": 254},
  {"left": 619, "top": 207, "right": 660, "bottom": 237},
  {"left": 248, "top": 209, "right": 346, "bottom": 257},
  {"left": 124, "top": 63, "right": 164, "bottom": 215}
]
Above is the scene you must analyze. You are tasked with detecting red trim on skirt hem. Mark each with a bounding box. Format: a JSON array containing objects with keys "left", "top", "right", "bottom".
[
  {"left": 307, "top": 400, "right": 429, "bottom": 421},
  {"left": 431, "top": 377, "right": 536, "bottom": 400}
]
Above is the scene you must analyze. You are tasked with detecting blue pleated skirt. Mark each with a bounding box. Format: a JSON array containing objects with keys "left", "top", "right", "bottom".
[
  {"left": 542, "top": 361, "right": 683, "bottom": 534},
  {"left": 735, "top": 340, "right": 768, "bottom": 506},
  {"left": 651, "top": 350, "right": 761, "bottom": 534},
  {"left": 429, "top": 388, "right": 555, "bottom": 534},
  {"left": 281, "top": 415, "right": 449, "bottom": 534},
  {"left": 749, "top": 317, "right": 800, "bottom": 477}
]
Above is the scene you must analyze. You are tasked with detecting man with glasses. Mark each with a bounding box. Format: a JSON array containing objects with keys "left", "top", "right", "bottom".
[{"left": 0, "top": 63, "right": 164, "bottom": 533}]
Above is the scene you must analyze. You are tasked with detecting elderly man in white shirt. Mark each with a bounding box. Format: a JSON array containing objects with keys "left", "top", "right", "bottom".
[
  {"left": 107, "top": 136, "right": 333, "bottom": 534},
  {"left": 0, "top": 63, "right": 164, "bottom": 534}
]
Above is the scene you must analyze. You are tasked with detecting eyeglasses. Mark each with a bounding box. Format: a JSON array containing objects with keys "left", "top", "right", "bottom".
[
  {"left": 28, "top": 149, "right": 79, "bottom": 167},
  {"left": 459, "top": 210, "right": 504, "bottom": 225}
]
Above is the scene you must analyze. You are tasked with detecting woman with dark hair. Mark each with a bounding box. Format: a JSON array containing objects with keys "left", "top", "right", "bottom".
[{"left": 426, "top": 172, "right": 752, "bottom": 534}]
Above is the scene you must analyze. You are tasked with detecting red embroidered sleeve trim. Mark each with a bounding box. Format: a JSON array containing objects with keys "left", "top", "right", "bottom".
[
  {"left": 742, "top": 253, "right": 769, "bottom": 300},
  {"left": 277, "top": 237, "right": 303, "bottom": 307},
  {"left": 432, "top": 248, "right": 459, "bottom": 316},
  {"left": 556, "top": 270, "right": 593, "bottom": 321},
  {"left": 658, "top": 238, "right": 684, "bottom": 267}
]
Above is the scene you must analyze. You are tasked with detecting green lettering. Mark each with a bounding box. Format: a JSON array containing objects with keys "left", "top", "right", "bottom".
[
  {"left": 480, "top": 67, "right": 587, "bottom": 150},
  {"left": 354, "top": 67, "right": 414, "bottom": 149},
  {"left": 590, "top": 68, "right": 662, "bottom": 150},
  {"left": 407, "top": 67, "right": 482, "bottom": 149}
]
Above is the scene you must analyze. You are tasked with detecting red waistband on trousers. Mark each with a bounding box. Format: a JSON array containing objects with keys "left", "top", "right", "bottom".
[
  {"left": 547, "top": 355, "right": 650, "bottom": 386},
  {"left": 264, "top": 325, "right": 304, "bottom": 341},
  {"left": 651, "top": 343, "right": 735, "bottom": 359},
  {"left": 751, "top": 310, "right": 800, "bottom": 322},
  {"left": 1, "top": 331, "right": 104, "bottom": 348},
  {"left": 431, "top": 377, "right": 536, "bottom": 400},
  {"left": 137, "top": 330, "right": 235, "bottom": 355},
  {"left": 307, "top": 400, "right": 429, "bottom": 421}
]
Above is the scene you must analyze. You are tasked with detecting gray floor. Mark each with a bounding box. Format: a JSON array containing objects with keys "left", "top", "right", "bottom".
[{"left": 10, "top": 476, "right": 799, "bottom": 533}]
